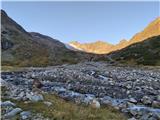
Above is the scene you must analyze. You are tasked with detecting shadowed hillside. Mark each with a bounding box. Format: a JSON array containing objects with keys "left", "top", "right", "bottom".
[
  {"left": 108, "top": 35, "right": 160, "bottom": 66},
  {"left": 1, "top": 10, "right": 109, "bottom": 67}
]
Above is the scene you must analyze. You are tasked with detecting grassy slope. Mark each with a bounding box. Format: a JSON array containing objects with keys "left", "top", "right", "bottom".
[
  {"left": 2, "top": 93, "right": 127, "bottom": 120},
  {"left": 1, "top": 10, "right": 91, "bottom": 67},
  {"left": 109, "top": 35, "right": 160, "bottom": 66},
  {"left": 1, "top": 25, "right": 108, "bottom": 67}
]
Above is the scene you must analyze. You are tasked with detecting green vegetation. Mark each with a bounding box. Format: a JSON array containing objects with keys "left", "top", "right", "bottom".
[
  {"left": 1, "top": 66, "right": 22, "bottom": 72},
  {"left": 2, "top": 93, "right": 127, "bottom": 120},
  {"left": 110, "top": 35, "right": 160, "bottom": 66}
]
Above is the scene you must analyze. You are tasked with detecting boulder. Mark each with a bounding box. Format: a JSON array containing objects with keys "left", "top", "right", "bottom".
[
  {"left": 26, "top": 92, "right": 43, "bottom": 102},
  {"left": 157, "top": 95, "right": 160, "bottom": 101},
  {"left": 152, "top": 101, "right": 160, "bottom": 108},
  {"left": 20, "top": 111, "right": 32, "bottom": 120},
  {"left": 129, "top": 98, "right": 137, "bottom": 103},
  {"left": 1, "top": 101, "right": 16, "bottom": 107},
  {"left": 4, "top": 108, "right": 22, "bottom": 119},
  {"left": 90, "top": 99, "right": 100, "bottom": 108},
  {"left": 141, "top": 96, "right": 152, "bottom": 105}
]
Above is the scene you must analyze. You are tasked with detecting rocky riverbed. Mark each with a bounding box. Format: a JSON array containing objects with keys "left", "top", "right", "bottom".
[{"left": 1, "top": 62, "right": 160, "bottom": 120}]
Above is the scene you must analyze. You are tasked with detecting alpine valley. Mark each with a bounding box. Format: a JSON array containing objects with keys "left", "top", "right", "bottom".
[{"left": 1, "top": 9, "right": 160, "bottom": 120}]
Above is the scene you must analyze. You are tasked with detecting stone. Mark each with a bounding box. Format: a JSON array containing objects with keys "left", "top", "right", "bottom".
[
  {"left": 141, "top": 96, "right": 152, "bottom": 105},
  {"left": 20, "top": 111, "right": 31, "bottom": 120},
  {"left": 18, "top": 91, "right": 25, "bottom": 98},
  {"left": 127, "top": 102, "right": 136, "bottom": 107},
  {"left": 4, "top": 108, "right": 22, "bottom": 118},
  {"left": 157, "top": 95, "right": 160, "bottom": 101},
  {"left": 84, "top": 94, "right": 95, "bottom": 104},
  {"left": 26, "top": 92, "right": 44, "bottom": 102},
  {"left": 43, "top": 101, "right": 52, "bottom": 107},
  {"left": 126, "top": 84, "right": 132, "bottom": 89},
  {"left": 126, "top": 90, "right": 130, "bottom": 95},
  {"left": 128, "top": 117, "right": 137, "bottom": 120},
  {"left": 1, "top": 101, "right": 16, "bottom": 107},
  {"left": 1, "top": 79, "right": 9, "bottom": 87},
  {"left": 1, "top": 62, "right": 160, "bottom": 120},
  {"left": 129, "top": 98, "right": 137, "bottom": 103},
  {"left": 152, "top": 101, "right": 160, "bottom": 108},
  {"left": 90, "top": 99, "right": 100, "bottom": 108}
]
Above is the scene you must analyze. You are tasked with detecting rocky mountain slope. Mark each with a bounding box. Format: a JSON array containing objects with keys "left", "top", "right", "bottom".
[
  {"left": 69, "top": 17, "right": 160, "bottom": 54},
  {"left": 1, "top": 10, "right": 108, "bottom": 67},
  {"left": 109, "top": 35, "right": 160, "bottom": 66},
  {"left": 70, "top": 41, "right": 114, "bottom": 54}
]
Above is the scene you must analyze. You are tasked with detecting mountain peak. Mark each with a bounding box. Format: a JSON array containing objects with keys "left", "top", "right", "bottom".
[
  {"left": 129, "top": 17, "right": 160, "bottom": 44},
  {"left": 69, "top": 17, "right": 160, "bottom": 54},
  {"left": 1, "top": 9, "right": 8, "bottom": 16},
  {"left": 119, "top": 39, "right": 128, "bottom": 44}
]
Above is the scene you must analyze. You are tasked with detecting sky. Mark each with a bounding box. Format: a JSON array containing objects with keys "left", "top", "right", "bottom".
[{"left": 2, "top": 1, "right": 160, "bottom": 44}]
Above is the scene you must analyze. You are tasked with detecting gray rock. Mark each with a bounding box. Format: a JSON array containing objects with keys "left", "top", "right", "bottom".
[
  {"left": 1, "top": 79, "right": 10, "bottom": 87},
  {"left": 1, "top": 101, "right": 16, "bottom": 107},
  {"left": 26, "top": 92, "right": 43, "bottom": 102},
  {"left": 141, "top": 96, "right": 152, "bottom": 105},
  {"left": 84, "top": 94, "right": 95, "bottom": 104},
  {"left": 126, "top": 84, "right": 132, "bottom": 89},
  {"left": 4, "top": 108, "right": 22, "bottom": 118},
  {"left": 157, "top": 95, "right": 160, "bottom": 101},
  {"left": 1, "top": 62, "right": 160, "bottom": 120},
  {"left": 20, "top": 111, "right": 31, "bottom": 119},
  {"left": 152, "top": 101, "right": 160, "bottom": 108},
  {"left": 127, "top": 102, "right": 136, "bottom": 108},
  {"left": 129, "top": 98, "right": 137, "bottom": 103},
  {"left": 18, "top": 91, "right": 25, "bottom": 98}
]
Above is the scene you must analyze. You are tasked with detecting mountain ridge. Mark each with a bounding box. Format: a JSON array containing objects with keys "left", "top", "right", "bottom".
[
  {"left": 1, "top": 10, "right": 107, "bottom": 67},
  {"left": 69, "top": 17, "right": 160, "bottom": 54},
  {"left": 109, "top": 35, "right": 160, "bottom": 66}
]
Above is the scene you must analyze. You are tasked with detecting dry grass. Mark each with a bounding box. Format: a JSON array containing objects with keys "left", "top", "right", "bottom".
[
  {"left": 2, "top": 93, "right": 128, "bottom": 120},
  {"left": 1, "top": 66, "right": 26, "bottom": 72}
]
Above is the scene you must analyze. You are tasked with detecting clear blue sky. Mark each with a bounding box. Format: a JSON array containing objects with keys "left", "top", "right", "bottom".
[{"left": 2, "top": 1, "right": 159, "bottom": 44}]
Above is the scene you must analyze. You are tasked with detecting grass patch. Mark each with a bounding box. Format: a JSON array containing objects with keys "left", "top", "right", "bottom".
[
  {"left": 1, "top": 66, "right": 26, "bottom": 72},
  {"left": 2, "top": 93, "right": 127, "bottom": 120}
]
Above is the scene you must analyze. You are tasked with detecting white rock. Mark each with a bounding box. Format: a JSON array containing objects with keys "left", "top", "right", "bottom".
[
  {"left": 43, "top": 101, "right": 52, "bottom": 107},
  {"left": 90, "top": 99, "right": 100, "bottom": 108}
]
